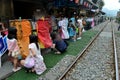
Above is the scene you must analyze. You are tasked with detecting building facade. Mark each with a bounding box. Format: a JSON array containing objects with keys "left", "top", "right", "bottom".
[
  {"left": 0, "top": 0, "right": 13, "bottom": 18},
  {"left": 0, "top": 0, "right": 47, "bottom": 19},
  {"left": 0, "top": 0, "right": 104, "bottom": 19}
]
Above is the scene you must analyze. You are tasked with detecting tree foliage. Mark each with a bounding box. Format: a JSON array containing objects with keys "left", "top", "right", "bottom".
[
  {"left": 92, "top": 0, "right": 105, "bottom": 10},
  {"left": 99, "top": 0, "right": 105, "bottom": 10},
  {"left": 116, "top": 17, "right": 120, "bottom": 23}
]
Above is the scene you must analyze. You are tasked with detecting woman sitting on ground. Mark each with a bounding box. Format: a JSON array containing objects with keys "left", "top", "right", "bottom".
[
  {"left": 51, "top": 32, "right": 68, "bottom": 54},
  {"left": 20, "top": 34, "right": 46, "bottom": 75}
]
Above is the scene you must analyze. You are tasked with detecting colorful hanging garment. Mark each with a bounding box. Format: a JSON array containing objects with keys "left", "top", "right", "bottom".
[
  {"left": 59, "top": 18, "right": 69, "bottom": 39},
  {"left": 37, "top": 18, "right": 52, "bottom": 48},
  {"left": 9, "top": 19, "right": 31, "bottom": 58}
]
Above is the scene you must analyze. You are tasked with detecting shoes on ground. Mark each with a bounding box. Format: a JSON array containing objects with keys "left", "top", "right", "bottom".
[
  {"left": 73, "top": 39, "right": 76, "bottom": 42},
  {"left": 69, "top": 39, "right": 76, "bottom": 42},
  {"left": 55, "top": 51, "right": 61, "bottom": 54},
  {"left": 77, "top": 37, "right": 81, "bottom": 40},
  {"left": 82, "top": 29, "right": 86, "bottom": 32},
  {"left": 12, "top": 67, "right": 21, "bottom": 72}
]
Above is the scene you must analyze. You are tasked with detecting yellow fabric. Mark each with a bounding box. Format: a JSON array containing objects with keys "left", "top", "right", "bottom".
[
  {"left": 38, "top": 40, "right": 45, "bottom": 48},
  {"left": 36, "top": 23, "right": 45, "bottom": 48},
  {"left": 10, "top": 19, "right": 31, "bottom": 58},
  {"left": 41, "top": 16, "right": 45, "bottom": 21}
]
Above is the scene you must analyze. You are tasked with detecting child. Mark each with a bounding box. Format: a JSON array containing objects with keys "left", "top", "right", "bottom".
[
  {"left": 77, "top": 15, "right": 84, "bottom": 40},
  {"left": 7, "top": 27, "right": 21, "bottom": 72},
  {"left": 51, "top": 32, "right": 68, "bottom": 54},
  {"left": 118, "top": 24, "right": 120, "bottom": 31},
  {"left": 20, "top": 34, "right": 46, "bottom": 75},
  {"left": 68, "top": 20, "right": 76, "bottom": 42}
]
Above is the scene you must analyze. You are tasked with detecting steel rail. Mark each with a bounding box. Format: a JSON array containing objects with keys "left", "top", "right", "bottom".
[
  {"left": 58, "top": 21, "right": 109, "bottom": 80},
  {"left": 112, "top": 22, "right": 119, "bottom": 80}
]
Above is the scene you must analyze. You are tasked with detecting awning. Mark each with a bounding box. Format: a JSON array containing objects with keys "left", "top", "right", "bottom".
[
  {"left": 100, "top": 11, "right": 106, "bottom": 15},
  {"left": 87, "top": 0, "right": 98, "bottom": 9}
]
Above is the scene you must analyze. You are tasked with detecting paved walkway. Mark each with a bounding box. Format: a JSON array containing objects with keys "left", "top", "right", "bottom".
[
  {"left": 0, "top": 53, "right": 13, "bottom": 80},
  {"left": 0, "top": 61, "right": 13, "bottom": 80}
]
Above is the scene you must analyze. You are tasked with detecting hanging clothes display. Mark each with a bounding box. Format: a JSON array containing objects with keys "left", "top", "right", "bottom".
[
  {"left": 9, "top": 19, "right": 32, "bottom": 58},
  {"left": 59, "top": 18, "right": 69, "bottom": 39},
  {"left": 36, "top": 18, "right": 52, "bottom": 48}
]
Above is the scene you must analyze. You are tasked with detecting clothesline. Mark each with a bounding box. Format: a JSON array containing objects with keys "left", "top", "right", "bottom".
[{"left": 9, "top": 19, "right": 32, "bottom": 22}]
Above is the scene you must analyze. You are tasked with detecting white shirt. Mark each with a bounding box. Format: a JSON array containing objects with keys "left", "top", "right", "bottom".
[
  {"left": 77, "top": 18, "right": 83, "bottom": 28},
  {"left": 29, "top": 43, "right": 43, "bottom": 60}
]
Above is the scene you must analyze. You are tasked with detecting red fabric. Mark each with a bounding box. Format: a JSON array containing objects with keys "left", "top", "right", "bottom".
[
  {"left": 45, "top": 17, "right": 52, "bottom": 33},
  {"left": 37, "top": 19, "right": 52, "bottom": 48}
]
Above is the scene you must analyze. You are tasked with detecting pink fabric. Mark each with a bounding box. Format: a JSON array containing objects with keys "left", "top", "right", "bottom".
[
  {"left": 3, "top": 31, "right": 8, "bottom": 35},
  {"left": 7, "top": 38, "right": 19, "bottom": 52},
  {"left": 91, "top": 18, "right": 95, "bottom": 27}
]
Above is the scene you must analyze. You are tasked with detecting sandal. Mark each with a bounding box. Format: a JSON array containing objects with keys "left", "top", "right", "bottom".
[{"left": 55, "top": 51, "right": 61, "bottom": 54}]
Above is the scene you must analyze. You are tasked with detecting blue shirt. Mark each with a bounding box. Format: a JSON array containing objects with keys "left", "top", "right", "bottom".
[{"left": 53, "top": 40, "right": 67, "bottom": 52}]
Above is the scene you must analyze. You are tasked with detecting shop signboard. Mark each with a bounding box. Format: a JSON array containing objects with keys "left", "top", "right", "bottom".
[
  {"left": 68, "top": 0, "right": 79, "bottom": 7},
  {"left": 0, "top": 35, "right": 7, "bottom": 68},
  {"left": 89, "top": 4, "right": 92, "bottom": 9},
  {"left": 84, "top": 1, "right": 87, "bottom": 6},
  {"left": 83, "top": 1, "right": 89, "bottom": 8},
  {"left": 0, "top": 36, "right": 7, "bottom": 56},
  {"left": 82, "top": 0, "right": 93, "bottom": 9}
]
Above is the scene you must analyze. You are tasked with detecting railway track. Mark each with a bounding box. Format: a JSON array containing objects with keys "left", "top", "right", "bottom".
[
  {"left": 58, "top": 21, "right": 119, "bottom": 80},
  {"left": 113, "top": 21, "right": 120, "bottom": 80},
  {"left": 112, "top": 21, "right": 119, "bottom": 80}
]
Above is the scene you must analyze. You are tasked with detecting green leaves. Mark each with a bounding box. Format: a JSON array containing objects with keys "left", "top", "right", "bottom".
[{"left": 116, "top": 17, "right": 120, "bottom": 23}]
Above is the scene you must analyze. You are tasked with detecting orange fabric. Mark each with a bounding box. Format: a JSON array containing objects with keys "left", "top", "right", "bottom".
[{"left": 10, "top": 20, "right": 31, "bottom": 58}]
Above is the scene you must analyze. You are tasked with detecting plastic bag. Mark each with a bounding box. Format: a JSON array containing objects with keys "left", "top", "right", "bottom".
[{"left": 24, "top": 55, "right": 35, "bottom": 68}]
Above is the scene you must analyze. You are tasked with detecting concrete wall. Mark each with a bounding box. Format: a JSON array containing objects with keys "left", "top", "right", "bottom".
[
  {"left": 0, "top": 0, "right": 46, "bottom": 19},
  {"left": 0, "top": 0, "right": 13, "bottom": 18}
]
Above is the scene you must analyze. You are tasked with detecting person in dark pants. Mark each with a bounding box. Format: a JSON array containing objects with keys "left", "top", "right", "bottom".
[
  {"left": 51, "top": 32, "right": 68, "bottom": 54},
  {"left": 118, "top": 24, "right": 120, "bottom": 31}
]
